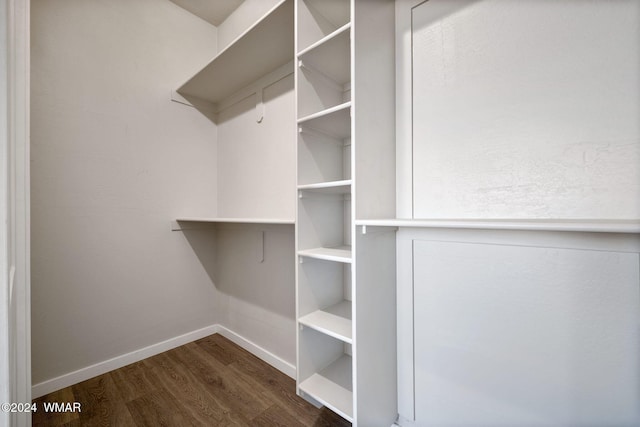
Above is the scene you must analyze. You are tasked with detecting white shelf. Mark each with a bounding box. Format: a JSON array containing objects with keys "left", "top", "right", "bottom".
[
  {"left": 175, "top": 217, "right": 294, "bottom": 225},
  {"left": 298, "top": 23, "right": 351, "bottom": 85},
  {"left": 298, "top": 23, "right": 350, "bottom": 57},
  {"left": 355, "top": 219, "right": 640, "bottom": 234},
  {"left": 298, "top": 180, "right": 351, "bottom": 194},
  {"left": 299, "top": 355, "right": 353, "bottom": 422},
  {"left": 298, "top": 246, "right": 352, "bottom": 263},
  {"left": 176, "top": 0, "right": 294, "bottom": 104},
  {"left": 297, "top": 102, "right": 351, "bottom": 140},
  {"left": 299, "top": 300, "right": 352, "bottom": 343}
]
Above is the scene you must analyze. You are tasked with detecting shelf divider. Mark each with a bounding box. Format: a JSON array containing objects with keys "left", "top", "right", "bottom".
[
  {"left": 299, "top": 300, "right": 352, "bottom": 343},
  {"left": 298, "top": 180, "right": 352, "bottom": 194},
  {"left": 298, "top": 246, "right": 352, "bottom": 263},
  {"left": 297, "top": 23, "right": 351, "bottom": 57}
]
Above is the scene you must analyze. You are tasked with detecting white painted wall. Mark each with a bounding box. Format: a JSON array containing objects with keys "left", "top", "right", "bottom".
[
  {"left": 214, "top": 223, "right": 296, "bottom": 367},
  {"left": 217, "top": 0, "right": 281, "bottom": 52},
  {"left": 411, "top": 0, "right": 640, "bottom": 219},
  {"left": 30, "top": 0, "right": 220, "bottom": 386},
  {"left": 216, "top": 73, "right": 295, "bottom": 220}
]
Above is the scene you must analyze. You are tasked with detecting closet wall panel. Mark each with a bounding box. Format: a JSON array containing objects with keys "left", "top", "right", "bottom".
[{"left": 411, "top": 0, "right": 640, "bottom": 219}]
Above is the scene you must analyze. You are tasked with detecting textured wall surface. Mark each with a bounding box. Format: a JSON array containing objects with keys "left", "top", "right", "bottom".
[
  {"left": 413, "top": 238, "right": 640, "bottom": 426},
  {"left": 412, "top": 0, "right": 640, "bottom": 219}
]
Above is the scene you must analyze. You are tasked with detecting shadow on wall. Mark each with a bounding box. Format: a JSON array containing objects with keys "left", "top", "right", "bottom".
[
  {"left": 179, "top": 69, "right": 293, "bottom": 125},
  {"left": 181, "top": 223, "right": 295, "bottom": 318}
]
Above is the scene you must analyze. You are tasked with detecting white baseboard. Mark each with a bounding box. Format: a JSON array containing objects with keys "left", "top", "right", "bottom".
[
  {"left": 32, "top": 324, "right": 296, "bottom": 398},
  {"left": 215, "top": 325, "right": 296, "bottom": 379}
]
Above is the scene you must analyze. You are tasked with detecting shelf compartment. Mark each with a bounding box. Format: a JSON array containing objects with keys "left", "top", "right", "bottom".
[
  {"left": 299, "top": 300, "right": 352, "bottom": 343},
  {"left": 298, "top": 102, "right": 351, "bottom": 140},
  {"left": 299, "top": 355, "right": 353, "bottom": 422},
  {"left": 298, "top": 246, "right": 352, "bottom": 263},
  {"left": 298, "top": 192, "right": 351, "bottom": 257},
  {"left": 298, "top": 23, "right": 350, "bottom": 85},
  {"left": 298, "top": 51, "right": 350, "bottom": 118},
  {"left": 297, "top": 0, "right": 350, "bottom": 53},
  {"left": 177, "top": 0, "right": 294, "bottom": 104},
  {"left": 298, "top": 133, "right": 350, "bottom": 184},
  {"left": 298, "top": 180, "right": 351, "bottom": 194}
]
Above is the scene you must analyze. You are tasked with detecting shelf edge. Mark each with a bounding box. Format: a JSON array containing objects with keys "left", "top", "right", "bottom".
[
  {"left": 297, "top": 101, "right": 351, "bottom": 124},
  {"left": 355, "top": 219, "right": 640, "bottom": 234},
  {"left": 297, "top": 22, "right": 351, "bottom": 57}
]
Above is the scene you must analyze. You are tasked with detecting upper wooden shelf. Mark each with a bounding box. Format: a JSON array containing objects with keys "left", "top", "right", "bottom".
[{"left": 176, "top": 0, "right": 294, "bottom": 105}]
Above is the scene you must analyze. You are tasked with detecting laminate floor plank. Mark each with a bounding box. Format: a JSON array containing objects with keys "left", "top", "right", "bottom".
[
  {"left": 109, "top": 361, "right": 158, "bottom": 402},
  {"left": 250, "top": 403, "right": 307, "bottom": 427},
  {"left": 209, "top": 341, "right": 350, "bottom": 427},
  {"left": 70, "top": 373, "right": 136, "bottom": 427},
  {"left": 194, "top": 336, "right": 237, "bottom": 366},
  {"left": 172, "top": 343, "right": 272, "bottom": 421},
  {"left": 32, "top": 334, "right": 352, "bottom": 427},
  {"left": 32, "top": 386, "right": 80, "bottom": 426},
  {"left": 143, "top": 352, "right": 247, "bottom": 426},
  {"left": 126, "top": 390, "right": 202, "bottom": 427}
]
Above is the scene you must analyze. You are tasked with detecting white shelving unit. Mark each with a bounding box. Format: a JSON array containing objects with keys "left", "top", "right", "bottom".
[
  {"left": 295, "top": 1, "right": 396, "bottom": 425},
  {"left": 295, "top": 3, "right": 354, "bottom": 420}
]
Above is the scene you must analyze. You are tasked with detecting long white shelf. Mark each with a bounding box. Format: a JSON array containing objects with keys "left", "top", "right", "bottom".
[
  {"left": 298, "top": 246, "right": 352, "bottom": 263},
  {"left": 176, "top": 0, "right": 294, "bottom": 104},
  {"left": 174, "top": 218, "right": 294, "bottom": 229},
  {"left": 355, "top": 219, "right": 640, "bottom": 234},
  {"left": 298, "top": 300, "right": 352, "bottom": 343},
  {"left": 299, "top": 355, "right": 353, "bottom": 422},
  {"left": 298, "top": 180, "right": 351, "bottom": 194},
  {"left": 297, "top": 102, "right": 351, "bottom": 140}
]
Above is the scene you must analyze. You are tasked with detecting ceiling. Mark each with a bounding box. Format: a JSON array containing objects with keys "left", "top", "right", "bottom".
[{"left": 170, "top": 0, "right": 244, "bottom": 26}]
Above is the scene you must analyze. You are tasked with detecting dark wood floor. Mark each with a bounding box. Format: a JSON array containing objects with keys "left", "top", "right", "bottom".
[{"left": 33, "top": 334, "right": 351, "bottom": 426}]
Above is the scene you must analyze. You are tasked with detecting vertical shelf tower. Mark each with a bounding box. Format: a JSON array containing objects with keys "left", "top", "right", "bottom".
[{"left": 295, "top": 0, "right": 397, "bottom": 425}]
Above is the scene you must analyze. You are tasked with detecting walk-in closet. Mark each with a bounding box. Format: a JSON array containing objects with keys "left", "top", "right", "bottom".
[{"left": 1, "top": 0, "right": 639, "bottom": 426}]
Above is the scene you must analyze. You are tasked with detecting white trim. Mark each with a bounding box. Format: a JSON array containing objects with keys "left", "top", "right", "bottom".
[
  {"left": 31, "top": 324, "right": 296, "bottom": 398},
  {"left": 215, "top": 325, "right": 296, "bottom": 379}
]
